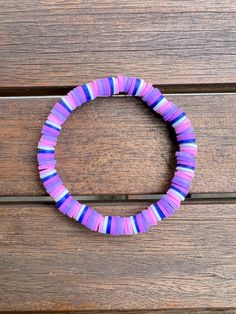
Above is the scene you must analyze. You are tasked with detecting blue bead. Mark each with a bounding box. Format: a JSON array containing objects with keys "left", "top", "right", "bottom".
[
  {"left": 153, "top": 203, "right": 165, "bottom": 219},
  {"left": 41, "top": 172, "right": 57, "bottom": 182},
  {"left": 178, "top": 139, "right": 196, "bottom": 144},
  {"left": 78, "top": 206, "right": 89, "bottom": 223},
  {"left": 106, "top": 216, "right": 112, "bottom": 234},
  {"left": 176, "top": 163, "right": 195, "bottom": 170},
  {"left": 150, "top": 94, "right": 164, "bottom": 109},
  {"left": 37, "top": 149, "right": 55, "bottom": 154},
  {"left": 170, "top": 112, "right": 185, "bottom": 125},
  {"left": 44, "top": 122, "right": 61, "bottom": 132},
  {"left": 58, "top": 99, "right": 72, "bottom": 113},
  {"left": 81, "top": 84, "right": 91, "bottom": 101},
  {"left": 133, "top": 215, "right": 140, "bottom": 233},
  {"left": 132, "top": 78, "right": 141, "bottom": 96},
  {"left": 56, "top": 193, "right": 70, "bottom": 208},
  {"left": 108, "top": 77, "right": 114, "bottom": 95},
  {"left": 170, "top": 186, "right": 187, "bottom": 197}
]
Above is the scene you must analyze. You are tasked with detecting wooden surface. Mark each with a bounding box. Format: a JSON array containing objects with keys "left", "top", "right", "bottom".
[
  {"left": 0, "top": 0, "right": 236, "bottom": 313},
  {"left": 1, "top": 0, "right": 236, "bottom": 87},
  {"left": 1, "top": 203, "right": 236, "bottom": 312},
  {"left": 0, "top": 94, "right": 235, "bottom": 196}
]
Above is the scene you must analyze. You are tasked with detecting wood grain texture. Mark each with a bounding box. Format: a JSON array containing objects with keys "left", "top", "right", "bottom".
[
  {"left": 0, "top": 202, "right": 236, "bottom": 312},
  {"left": 0, "top": 93, "right": 235, "bottom": 196},
  {"left": 16, "top": 310, "right": 236, "bottom": 314},
  {"left": 0, "top": 0, "right": 236, "bottom": 87}
]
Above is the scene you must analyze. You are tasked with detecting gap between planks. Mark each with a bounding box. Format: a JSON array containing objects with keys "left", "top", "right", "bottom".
[
  {"left": 0, "top": 83, "right": 236, "bottom": 97},
  {"left": 0, "top": 193, "right": 236, "bottom": 204}
]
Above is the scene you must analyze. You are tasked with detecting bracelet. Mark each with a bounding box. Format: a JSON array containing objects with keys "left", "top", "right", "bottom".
[{"left": 37, "top": 76, "right": 197, "bottom": 235}]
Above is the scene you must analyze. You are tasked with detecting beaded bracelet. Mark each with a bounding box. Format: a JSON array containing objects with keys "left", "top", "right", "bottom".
[{"left": 37, "top": 75, "right": 197, "bottom": 235}]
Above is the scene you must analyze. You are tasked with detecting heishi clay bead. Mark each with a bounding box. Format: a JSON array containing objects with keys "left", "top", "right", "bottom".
[
  {"left": 146, "top": 89, "right": 163, "bottom": 108},
  {"left": 86, "top": 210, "right": 96, "bottom": 231},
  {"left": 97, "top": 78, "right": 105, "bottom": 96},
  {"left": 140, "top": 82, "right": 153, "bottom": 98},
  {"left": 85, "top": 209, "right": 98, "bottom": 231},
  {"left": 50, "top": 185, "right": 65, "bottom": 200},
  {"left": 130, "top": 215, "right": 139, "bottom": 234},
  {"left": 118, "top": 217, "right": 125, "bottom": 235},
  {"left": 149, "top": 204, "right": 162, "bottom": 221},
  {"left": 98, "top": 216, "right": 105, "bottom": 234},
  {"left": 58, "top": 195, "right": 74, "bottom": 215},
  {"left": 175, "top": 170, "right": 194, "bottom": 181},
  {"left": 66, "top": 199, "right": 79, "bottom": 218},
  {"left": 68, "top": 90, "right": 81, "bottom": 108},
  {"left": 157, "top": 200, "right": 171, "bottom": 218},
  {"left": 71, "top": 86, "right": 87, "bottom": 105},
  {"left": 163, "top": 102, "right": 179, "bottom": 121},
  {"left": 47, "top": 113, "right": 63, "bottom": 126},
  {"left": 92, "top": 80, "right": 99, "bottom": 97},
  {"left": 159, "top": 198, "right": 175, "bottom": 215},
  {"left": 37, "top": 76, "right": 197, "bottom": 235},
  {"left": 136, "top": 213, "right": 149, "bottom": 233},
  {"left": 172, "top": 176, "right": 190, "bottom": 190},
  {"left": 142, "top": 209, "right": 155, "bottom": 226},
  {"left": 168, "top": 186, "right": 185, "bottom": 202},
  {"left": 127, "top": 77, "right": 137, "bottom": 95},
  {"left": 157, "top": 100, "right": 173, "bottom": 116},
  {"left": 129, "top": 78, "right": 144, "bottom": 96},
  {"left": 81, "top": 206, "right": 92, "bottom": 226},
  {"left": 62, "top": 94, "right": 77, "bottom": 111},
  {"left": 123, "top": 217, "right": 132, "bottom": 235},
  {"left": 166, "top": 193, "right": 181, "bottom": 210},
  {"left": 104, "top": 78, "right": 111, "bottom": 96},
  {"left": 70, "top": 202, "right": 83, "bottom": 220},
  {"left": 110, "top": 216, "right": 117, "bottom": 235},
  {"left": 162, "top": 194, "right": 178, "bottom": 211},
  {"left": 117, "top": 75, "right": 125, "bottom": 92},
  {"left": 163, "top": 107, "right": 178, "bottom": 122},
  {"left": 124, "top": 77, "right": 133, "bottom": 94},
  {"left": 93, "top": 213, "right": 103, "bottom": 232}
]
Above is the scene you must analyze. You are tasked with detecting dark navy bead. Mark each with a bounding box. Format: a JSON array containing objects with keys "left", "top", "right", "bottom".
[
  {"left": 178, "top": 139, "right": 196, "bottom": 144},
  {"left": 170, "top": 112, "right": 185, "bottom": 125},
  {"left": 132, "top": 78, "right": 141, "bottom": 96},
  {"left": 41, "top": 172, "right": 57, "bottom": 182},
  {"left": 150, "top": 94, "right": 164, "bottom": 109},
  {"left": 133, "top": 215, "right": 140, "bottom": 233},
  {"left": 58, "top": 99, "right": 72, "bottom": 113},
  {"left": 153, "top": 203, "right": 165, "bottom": 219},
  {"left": 44, "top": 122, "right": 61, "bottom": 132},
  {"left": 108, "top": 77, "right": 114, "bottom": 95},
  {"left": 78, "top": 206, "right": 89, "bottom": 223},
  {"left": 56, "top": 193, "right": 70, "bottom": 208},
  {"left": 170, "top": 185, "right": 187, "bottom": 197},
  {"left": 176, "top": 163, "right": 195, "bottom": 170},
  {"left": 37, "top": 149, "right": 55, "bottom": 154},
  {"left": 81, "top": 84, "right": 91, "bottom": 101},
  {"left": 106, "top": 216, "right": 112, "bottom": 234}
]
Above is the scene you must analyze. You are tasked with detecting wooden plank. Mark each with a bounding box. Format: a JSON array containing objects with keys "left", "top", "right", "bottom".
[
  {"left": 0, "top": 0, "right": 236, "bottom": 87},
  {"left": 0, "top": 93, "right": 235, "bottom": 196},
  {"left": 0, "top": 202, "right": 235, "bottom": 312},
  {"left": 4, "top": 310, "right": 235, "bottom": 314}
]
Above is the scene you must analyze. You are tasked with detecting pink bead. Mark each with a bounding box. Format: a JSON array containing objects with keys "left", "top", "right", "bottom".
[
  {"left": 98, "top": 216, "right": 105, "bottom": 233},
  {"left": 70, "top": 202, "right": 83, "bottom": 219},
  {"left": 124, "top": 217, "right": 133, "bottom": 235}
]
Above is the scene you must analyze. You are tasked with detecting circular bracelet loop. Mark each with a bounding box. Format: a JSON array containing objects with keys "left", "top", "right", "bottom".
[{"left": 37, "top": 76, "right": 197, "bottom": 235}]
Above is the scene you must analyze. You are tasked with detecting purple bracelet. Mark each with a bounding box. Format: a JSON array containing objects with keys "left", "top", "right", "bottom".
[{"left": 37, "top": 76, "right": 197, "bottom": 235}]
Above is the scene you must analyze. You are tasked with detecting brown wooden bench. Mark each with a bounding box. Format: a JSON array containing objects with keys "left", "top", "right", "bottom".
[{"left": 0, "top": 1, "right": 236, "bottom": 313}]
